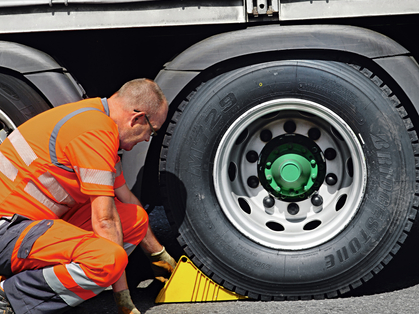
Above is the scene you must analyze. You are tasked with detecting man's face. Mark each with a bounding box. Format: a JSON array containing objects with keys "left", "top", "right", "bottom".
[{"left": 119, "top": 105, "right": 167, "bottom": 151}]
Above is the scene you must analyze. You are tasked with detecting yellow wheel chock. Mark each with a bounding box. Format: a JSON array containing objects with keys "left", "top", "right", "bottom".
[{"left": 155, "top": 255, "right": 248, "bottom": 303}]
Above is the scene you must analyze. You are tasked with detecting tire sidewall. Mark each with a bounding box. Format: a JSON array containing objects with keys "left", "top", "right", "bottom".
[
  {"left": 164, "top": 60, "right": 415, "bottom": 295},
  {"left": 0, "top": 73, "right": 50, "bottom": 127}
]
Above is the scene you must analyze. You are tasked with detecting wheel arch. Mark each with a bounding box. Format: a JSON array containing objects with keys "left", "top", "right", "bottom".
[
  {"left": 138, "top": 24, "right": 419, "bottom": 208},
  {"left": 156, "top": 24, "right": 419, "bottom": 114},
  {"left": 0, "top": 41, "right": 85, "bottom": 107}
]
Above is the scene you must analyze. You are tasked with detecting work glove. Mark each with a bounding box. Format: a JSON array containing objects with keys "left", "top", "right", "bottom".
[
  {"left": 114, "top": 289, "right": 141, "bottom": 314},
  {"left": 148, "top": 246, "right": 177, "bottom": 283}
]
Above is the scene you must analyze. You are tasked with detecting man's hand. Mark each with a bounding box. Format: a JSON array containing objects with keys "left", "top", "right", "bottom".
[
  {"left": 114, "top": 289, "right": 141, "bottom": 314},
  {"left": 147, "top": 246, "right": 177, "bottom": 283}
]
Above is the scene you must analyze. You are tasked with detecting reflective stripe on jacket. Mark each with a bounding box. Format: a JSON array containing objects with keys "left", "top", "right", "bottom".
[{"left": 0, "top": 98, "right": 125, "bottom": 220}]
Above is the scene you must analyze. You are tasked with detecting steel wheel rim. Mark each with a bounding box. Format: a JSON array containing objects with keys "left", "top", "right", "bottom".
[
  {"left": 0, "top": 109, "right": 16, "bottom": 143},
  {"left": 213, "top": 98, "right": 367, "bottom": 250}
]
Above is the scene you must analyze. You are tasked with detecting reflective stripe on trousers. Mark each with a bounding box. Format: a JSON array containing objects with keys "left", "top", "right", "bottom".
[{"left": 1, "top": 218, "right": 128, "bottom": 314}]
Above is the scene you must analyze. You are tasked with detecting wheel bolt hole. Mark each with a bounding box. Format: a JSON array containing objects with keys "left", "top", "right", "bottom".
[
  {"left": 283, "top": 120, "right": 296, "bottom": 133},
  {"left": 287, "top": 203, "right": 299, "bottom": 215},
  {"left": 325, "top": 148, "right": 337, "bottom": 160},
  {"left": 308, "top": 128, "right": 321, "bottom": 140},
  {"left": 228, "top": 162, "right": 237, "bottom": 182},
  {"left": 247, "top": 176, "right": 260, "bottom": 189},
  {"left": 347, "top": 157, "right": 354, "bottom": 177},
  {"left": 326, "top": 173, "right": 338, "bottom": 186},
  {"left": 262, "top": 112, "right": 280, "bottom": 120},
  {"left": 336, "top": 194, "right": 347, "bottom": 211},
  {"left": 298, "top": 111, "right": 315, "bottom": 118},
  {"left": 303, "top": 220, "right": 321, "bottom": 231},
  {"left": 246, "top": 150, "right": 259, "bottom": 163},
  {"left": 238, "top": 198, "right": 251, "bottom": 214},
  {"left": 266, "top": 221, "right": 284, "bottom": 232},
  {"left": 331, "top": 126, "right": 344, "bottom": 141},
  {"left": 260, "top": 129, "right": 273, "bottom": 142},
  {"left": 235, "top": 128, "right": 249, "bottom": 145}
]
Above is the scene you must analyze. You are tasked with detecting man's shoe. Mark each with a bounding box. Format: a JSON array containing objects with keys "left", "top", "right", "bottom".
[{"left": 0, "top": 288, "right": 14, "bottom": 314}]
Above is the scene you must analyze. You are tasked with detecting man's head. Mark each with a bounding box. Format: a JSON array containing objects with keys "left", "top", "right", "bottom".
[{"left": 108, "top": 78, "right": 168, "bottom": 151}]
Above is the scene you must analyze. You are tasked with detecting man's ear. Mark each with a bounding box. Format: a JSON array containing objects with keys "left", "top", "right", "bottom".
[{"left": 131, "top": 111, "right": 145, "bottom": 127}]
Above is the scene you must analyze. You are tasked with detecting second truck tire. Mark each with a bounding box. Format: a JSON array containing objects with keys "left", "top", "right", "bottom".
[{"left": 0, "top": 72, "right": 50, "bottom": 142}]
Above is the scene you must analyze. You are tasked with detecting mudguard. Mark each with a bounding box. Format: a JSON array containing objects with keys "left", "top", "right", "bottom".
[
  {"left": 0, "top": 41, "right": 85, "bottom": 107},
  {"left": 155, "top": 25, "right": 418, "bottom": 108}
]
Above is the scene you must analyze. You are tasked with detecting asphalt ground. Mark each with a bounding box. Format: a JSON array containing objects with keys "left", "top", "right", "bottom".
[{"left": 68, "top": 206, "right": 419, "bottom": 314}]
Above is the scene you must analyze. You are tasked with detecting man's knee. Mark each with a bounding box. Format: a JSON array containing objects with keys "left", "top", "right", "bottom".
[
  {"left": 102, "top": 243, "right": 128, "bottom": 286},
  {"left": 116, "top": 202, "right": 149, "bottom": 246},
  {"left": 82, "top": 239, "right": 128, "bottom": 287},
  {"left": 131, "top": 205, "right": 149, "bottom": 244}
]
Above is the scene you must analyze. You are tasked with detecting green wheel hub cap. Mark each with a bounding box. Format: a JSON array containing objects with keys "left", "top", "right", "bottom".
[{"left": 258, "top": 134, "right": 326, "bottom": 201}]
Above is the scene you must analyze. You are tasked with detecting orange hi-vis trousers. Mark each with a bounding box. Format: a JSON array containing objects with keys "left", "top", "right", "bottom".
[{"left": 1, "top": 200, "right": 148, "bottom": 314}]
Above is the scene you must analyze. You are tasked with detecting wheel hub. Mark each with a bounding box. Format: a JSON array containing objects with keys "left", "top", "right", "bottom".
[
  {"left": 213, "top": 99, "right": 366, "bottom": 250},
  {"left": 258, "top": 134, "right": 326, "bottom": 201}
]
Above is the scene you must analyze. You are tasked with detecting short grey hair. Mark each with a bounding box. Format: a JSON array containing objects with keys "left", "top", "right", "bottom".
[{"left": 114, "top": 78, "right": 167, "bottom": 116}]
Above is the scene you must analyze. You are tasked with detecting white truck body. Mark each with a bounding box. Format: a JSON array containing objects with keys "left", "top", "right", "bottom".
[{"left": 0, "top": 1, "right": 417, "bottom": 33}]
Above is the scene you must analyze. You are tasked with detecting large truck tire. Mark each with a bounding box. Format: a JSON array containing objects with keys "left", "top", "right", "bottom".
[
  {"left": 159, "top": 60, "right": 418, "bottom": 299},
  {"left": 0, "top": 72, "right": 50, "bottom": 142}
]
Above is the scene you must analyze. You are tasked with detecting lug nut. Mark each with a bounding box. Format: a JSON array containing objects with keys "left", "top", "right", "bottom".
[
  {"left": 284, "top": 120, "right": 297, "bottom": 133},
  {"left": 246, "top": 150, "right": 259, "bottom": 163},
  {"left": 247, "top": 176, "right": 259, "bottom": 188},
  {"left": 324, "top": 148, "right": 337, "bottom": 160},
  {"left": 311, "top": 194, "right": 323, "bottom": 206},
  {"left": 260, "top": 129, "right": 273, "bottom": 142},
  {"left": 326, "top": 173, "right": 338, "bottom": 186},
  {"left": 287, "top": 203, "right": 299, "bottom": 215},
  {"left": 263, "top": 196, "right": 275, "bottom": 208},
  {"left": 308, "top": 128, "right": 321, "bottom": 140}
]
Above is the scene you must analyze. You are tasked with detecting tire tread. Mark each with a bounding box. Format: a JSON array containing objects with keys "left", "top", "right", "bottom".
[{"left": 159, "top": 62, "right": 419, "bottom": 300}]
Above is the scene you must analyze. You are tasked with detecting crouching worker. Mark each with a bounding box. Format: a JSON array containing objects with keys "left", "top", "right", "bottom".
[{"left": 0, "top": 79, "right": 176, "bottom": 314}]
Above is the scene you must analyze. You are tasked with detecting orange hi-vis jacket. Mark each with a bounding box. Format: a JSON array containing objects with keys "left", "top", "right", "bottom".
[
  {"left": 0, "top": 97, "right": 125, "bottom": 220},
  {"left": 0, "top": 98, "right": 149, "bottom": 314}
]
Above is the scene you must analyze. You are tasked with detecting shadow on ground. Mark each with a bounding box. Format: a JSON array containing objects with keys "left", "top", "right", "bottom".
[
  {"left": 67, "top": 206, "right": 419, "bottom": 313},
  {"left": 344, "top": 216, "right": 419, "bottom": 297}
]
